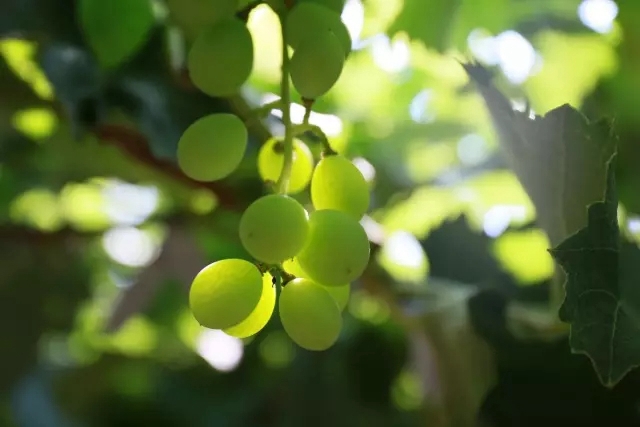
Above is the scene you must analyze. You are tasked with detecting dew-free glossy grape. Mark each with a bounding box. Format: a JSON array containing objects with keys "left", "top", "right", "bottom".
[
  {"left": 290, "top": 31, "right": 345, "bottom": 100},
  {"left": 189, "top": 259, "right": 262, "bottom": 329},
  {"left": 166, "top": 0, "right": 237, "bottom": 39},
  {"left": 257, "top": 138, "right": 314, "bottom": 193},
  {"left": 297, "top": 209, "right": 370, "bottom": 286},
  {"left": 279, "top": 278, "right": 342, "bottom": 350},
  {"left": 311, "top": 154, "right": 369, "bottom": 219},
  {"left": 283, "top": 257, "right": 350, "bottom": 311},
  {"left": 188, "top": 18, "right": 253, "bottom": 96},
  {"left": 239, "top": 195, "right": 309, "bottom": 264},
  {"left": 177, "top": 113, "right": 247, "bottom": 182},
  {"left": 224, "top": 272, "right": 276, "bottom": 338},
  {"left": 286, "top": 2, "right": 351, "bottom": 55}
]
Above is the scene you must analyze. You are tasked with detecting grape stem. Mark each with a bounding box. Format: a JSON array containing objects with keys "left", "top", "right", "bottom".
[
  {"left": 275, "top": 12, "right": 294, "bottom": 194},
  {"left": 292, "top": 123, "right": 337, "bottom": 155}
]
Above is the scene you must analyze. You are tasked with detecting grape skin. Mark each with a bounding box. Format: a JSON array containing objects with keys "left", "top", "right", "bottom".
[
  {"left": 283, "top": 258, "right": 350, "bottom": 311},
  {"left": 239, "top": 195, "right": 309, "bottom": 264},
  {"left": 311, "top": 154, "right": 370, "bottom": 219},
  {"left": 297, "top": 209, "right": 370, "bottom": 286},
  {"left": 286, "top": 2, "right": 351, "bottom": 56},
  {"left": 189, "top": 259, "right": 263, "bottom": 330},
  {"left": 166, "top": 0, "right": 238, "bottom": 40},
  {"left": 279, "top": 278, "right": 342, "bottom": 351},
  {"left": 177, "top": 113, "right": 248, "bottom": 182},
  {"left": 290, "top": 30, "right": 345, "bottom": 100},
  {"left": 257, "top": 138, "right": 314, "bottom": 193},
  {"left": 188, "top": 18, "right": 253, "bottom": 97},
  {"left": 224, "top": 272, "right": 276, "bottom": 338}
]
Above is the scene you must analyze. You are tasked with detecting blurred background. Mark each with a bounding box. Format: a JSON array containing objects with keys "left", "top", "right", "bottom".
[{"left": 2, "top": 0, "right": 640, "bottom": 426}]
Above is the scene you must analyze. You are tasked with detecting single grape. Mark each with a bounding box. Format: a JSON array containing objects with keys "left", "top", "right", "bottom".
[
  {"left": 311, "top": 154, "right": 369, "bottom": 219},
  {"left": 283, "top": 257, "right": 350, "bottom": 311},
  {"left": 324, "top": 283, "right": 350, "bottom": 311},
  {"left": 297, "top": 209, "right": 370, "bottom": 286},
  {"left": 177, "top": 113, "right": 248, "bottom": 182},
  {"left": 166, "top": 0, "right": 237, "bottom": 40},
  {"left": 224, "top": 272, "right": 276, "bottom": 338},
  {"left": 189, "top": 259, "right": 262, "bottom": 329},
  {"left": 188, "top": 18, "right": 253, "bottom": 97},
  {"left": 279, "top": 278, "right": 342, "bottom": 351},
  {"left": 286, "top": 2, "right": 351, "bottom": 56},
  {"left": 239, "top": 195, "right": 309, "bottom": 264},
  {"left": 257, "top": 138, "right": 314, "bottom": 193},
  {"left": 290, "top": 31, "right": 345, "bottom": 100}
]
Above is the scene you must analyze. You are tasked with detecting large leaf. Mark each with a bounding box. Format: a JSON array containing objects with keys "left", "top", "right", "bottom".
[
  {"left": 387, "top": 0, "right": 461, "bottom": 52},
  {"left": 549, "top": 155, "right": 640, "bottom": 387},
  {"left": 79, "top": 0, "right": 155, "bottom": 69},
  {"left": 463, "top": 63, "right": 617, "bottom": 247}
]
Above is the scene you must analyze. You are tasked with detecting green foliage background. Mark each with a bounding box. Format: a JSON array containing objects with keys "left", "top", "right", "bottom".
[{"left": 2, "top": 0, "right": 640, "bottom": 426}]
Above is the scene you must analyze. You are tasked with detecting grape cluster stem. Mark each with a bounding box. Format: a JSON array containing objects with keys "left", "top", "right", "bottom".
[{"left": 275, "top": 10, "right": 295, "bottom": 195}]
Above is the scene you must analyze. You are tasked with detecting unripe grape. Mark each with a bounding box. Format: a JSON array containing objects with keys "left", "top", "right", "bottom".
[
  {"left": 297, "top": 209, "right": 370, "bottom": 286},
  {"left": 279, "top": 278, "right": 342, "bottom": 350},
  {"left": 257, "top": 138, "right": 314, "bottom": 193},
  {"left": 188, "top": 18, "right": 253, "bottom": 97},
  {"left": 290, "top": 31, "right": 345, "bottom": 100},
  {"left": 166, "top": 0, "right": 238, "bottom": 40},
  {"left": 239, "top": 195, "right": 309, "bottom": 264},
  {"left": 311, "top": 154, "right": 370, "bottom": 219},
  {"left": 177, "top": 113, "right": 247, "bottom": 182},
  {"left": 324, "top": 283, "right": 350, "bottom": 311},
  {"left": 224, "top": 272, "right": 276, "bottom": 338},
  {"left": 189, "top": 259, "right": 262, "bottom": 329},
  {"left": 286, "top": 2, "right": 351, "bottom": 56},
  {"left": 283, "top": 257, "right": 350, "bottom": 311}
]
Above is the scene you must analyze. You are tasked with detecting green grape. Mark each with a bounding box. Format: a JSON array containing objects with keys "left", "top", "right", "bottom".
[
  {"left": 283, "top": 257, "right": 350, "bottom": 311},
  {"left": 189, "top": 259, "right": 262, "bottom": 329},
  {"left": 239, "top": 195, "right": 309, "bottom": 264},
  {"left": 279, "top": 278, "right": 342, "bottom": 351},
  {"left": 282, "top": 257, "right": 307, "bottom": 278},
  {"left": 311, "top": 154, "right": 369, "bottom": 219},
  {"left": 324, "top": 283, "right": 350, "bottom": 311},
  {"left": 188, "top": 18, "right": 253, "bottom": 97},
  {"left": 300, "top": 0, "right": 346, "bottom": 14},
  {"left": 166, "top": 0, "right": 237, "bottom": 40},
  {"left": 290, "top": 31, "right": 345, "bottom": 100},
  {"left": 297, "top": 209, "right": 370, "bottom": 286},
  {"left": 224, "top": 272, "right": 276, "bottom": 338},
  {"left": 177, "top": 113, "right": 247, "bottom": 182},
  {"left": 286, "top": 2, "right": 351, "bottom": 56},
  {"left": 257, "top": 138, "right": 314, "bottom": 193}
]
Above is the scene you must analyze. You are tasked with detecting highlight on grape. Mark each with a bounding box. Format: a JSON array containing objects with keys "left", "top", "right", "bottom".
[{"left": 179, "top": 0, "right": 372, "bottom": 351}]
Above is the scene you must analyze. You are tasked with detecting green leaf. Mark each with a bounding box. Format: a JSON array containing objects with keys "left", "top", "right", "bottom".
[
  {"left": 550, "top": 154, "right": 640, "bottom": 388},
  {"left": 463, "top": 62, "right": 617, "bottom": 247},
  {"left": 79, "top": 0, "right": 155, "bottom": 68},
  {"left": 387, "top": 0, "right": 461, "bottom": 52}
]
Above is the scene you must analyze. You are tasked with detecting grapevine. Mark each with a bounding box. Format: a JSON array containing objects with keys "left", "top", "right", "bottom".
[{"left": 180, "top": 0, "right": 372, "bottom": 350}]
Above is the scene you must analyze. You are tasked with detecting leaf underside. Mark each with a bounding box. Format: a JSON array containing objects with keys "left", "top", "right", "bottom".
[{"left": 550, "top": 155, "right": 640, "bottom": 387}]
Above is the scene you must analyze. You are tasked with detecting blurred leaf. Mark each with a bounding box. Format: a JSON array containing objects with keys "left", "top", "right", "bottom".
[
  {"left": 387, "top": 0, "right": 460, "bottom": 52},
  {"left": 493, "top": 229, "right": 555, "bottom": 285},
  {"left": 550, "top": 154, "right": 640, "bottom": 388},
  {"left": 79, "top": 0, "right": 155, "bottom": 69},
  {"left": 525, "top": 31, "right": 618, "bottom": 113},
  {"left": 465, "top": 62, "right": 617, "bottom": 246}
]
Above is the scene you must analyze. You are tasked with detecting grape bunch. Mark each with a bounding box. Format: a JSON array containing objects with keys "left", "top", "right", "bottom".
[{"left": 174, "top": 0, "right": 372, "bottom": 351}]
